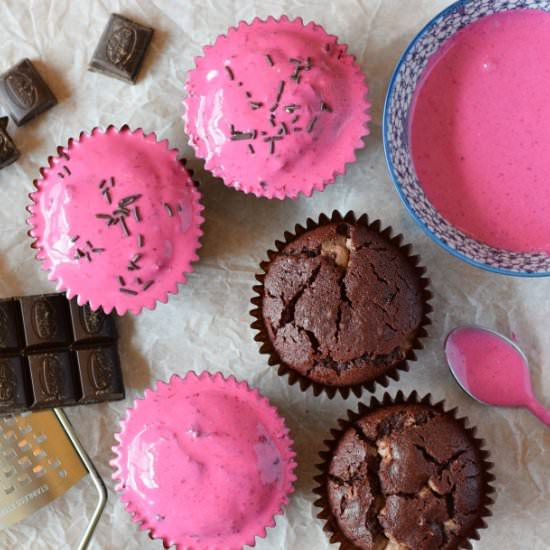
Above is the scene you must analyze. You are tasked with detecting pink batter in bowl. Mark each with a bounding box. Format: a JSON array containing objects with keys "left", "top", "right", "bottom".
[
  {"left": 383, "top": 0, "right": 550, "bottom": 276},
  {"left": 27, "top": 126, "right": 204, "bottom": 315},
  {"left": 112, "top": 371, "right": 297, "bottom": 550},
  {"left": 184, "top": 16, "right": 370, "bottom": 200}
]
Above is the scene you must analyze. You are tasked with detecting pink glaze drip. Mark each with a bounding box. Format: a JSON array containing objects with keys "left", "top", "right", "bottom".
[
  {"left": 29, "top": 128, "right": 203, "bottom": 315},
  {"left": 445, "top": 327, "right": 532, "bottom": 407},
  {"left": 411, "top": 9, "right": 550, "bottom": 253},
  {"left": 113, "top": 373, "right": 296, "bottom": 550},
  {"left": 185, "top": 17, "right": 369, "bottom": 199}
]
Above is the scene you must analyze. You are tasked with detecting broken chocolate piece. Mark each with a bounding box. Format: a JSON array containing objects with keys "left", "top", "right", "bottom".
[
  {"left": 0, "top": 59, "right": 57, "bottom": 126},
  {"left": 0, "top": 117, "right": 20, "bottom": 169},
  {"left": 88, "top": 14, "right": 154, "bottom": 83}
]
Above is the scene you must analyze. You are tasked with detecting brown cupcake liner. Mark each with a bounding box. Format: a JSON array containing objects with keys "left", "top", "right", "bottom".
[
  {"left": 313, "top": 390, "right": 495, "bottom": 550},
  {"left": 250, "top": 210, "right": 433, "bottom": 399}
]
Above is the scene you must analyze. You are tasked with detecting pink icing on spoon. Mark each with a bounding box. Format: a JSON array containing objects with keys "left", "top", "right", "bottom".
[
  {"left": 445, "top": 326, "right": 550, "bottom": 428},
  {"left": 28, "top": 127, "right": 204, "bottom": 315},
  {"left": 184, "top": 16, "right": 370, "bottom": 199},
  {"left": 112, "top": 372, "right": 296, "bottom": 550}
]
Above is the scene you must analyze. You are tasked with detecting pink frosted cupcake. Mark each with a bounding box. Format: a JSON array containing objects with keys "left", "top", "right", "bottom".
[
  {"left": 27, "top": 126, "right": 204, "bottom": 315},
  {"left": 184, "top": 16, "right": 370, "bottom": 199},
  {"left": 112, "top": 372, "right": 297, "bottom": 549}
]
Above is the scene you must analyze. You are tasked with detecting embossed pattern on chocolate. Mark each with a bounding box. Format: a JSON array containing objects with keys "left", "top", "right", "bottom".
[
  {"left": 0, "top": 59, "right": 57, "bottom": 126},
  {"left": 0, "top": 293, "right": 123, "bottom": 413},
  {"left": 88, "top": 14, "right": 154, "bottom": 83},
  {"left": 0, "top": 117, "right": 20, "bottom": 169}
]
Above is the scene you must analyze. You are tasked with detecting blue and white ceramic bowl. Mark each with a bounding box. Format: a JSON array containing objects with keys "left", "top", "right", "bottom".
[{"left": 383, "top": 0, "right": 550, "bottom": 276}]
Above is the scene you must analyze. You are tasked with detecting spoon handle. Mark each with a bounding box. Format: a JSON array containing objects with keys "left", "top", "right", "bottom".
[{"left": 526, "top": 398, "right": 550, "bottom": 428}]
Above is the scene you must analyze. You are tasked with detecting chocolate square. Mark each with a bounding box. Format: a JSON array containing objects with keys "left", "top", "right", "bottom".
[
  {"left": 28, "top": 352, "right": 78, "bottom": 408},
  {"left": 88, "top": 14, "right": 154, "bottom": 83},
  {"left": 75, "top": 346, "right": 124, "bottom": 404},
  {"left": 0, "top": 299, "right": 22, "bottom": 352},
  {"left": 19, "top": 295, "right": 72, "bottom": 350},
  {"left": 0, "top": 59, "right": 57, "bottom": 126},
  {"left": 69, "top": 299, "right": 117, "bottom": 345},
  {"left": 0, "top": 357, "right": 29, "bottom": 412},
  {"left": 0, "top": 117, "right": 20, "bottom": 169}
]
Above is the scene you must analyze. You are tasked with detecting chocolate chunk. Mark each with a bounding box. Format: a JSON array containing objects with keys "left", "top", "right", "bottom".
[
  {"left": 69, "top": 299, "right": 117, "bottom": 343},
  {"left": 0, "top": 357, "right": 29, "bottom": 411},
  {"left": 0, "top": 59, "right": 57, "bottom": 126},
  {"left": 0, "top": 292, "right": 124, "bottom": 415},
  {"left": 0, "top": 117, "right": 20, "bottom": 169},
  {"left": 88, "top": 14, "right": 154, "bottom": 83},
  {"left": 75, "top": 346, "right": 124, "bottom": 404},
  {"left": 28, "top": 352, "right": 78, "bottom": 409},
  {"left": 19, "top": 295, "right": 72, "bottom": 350}
]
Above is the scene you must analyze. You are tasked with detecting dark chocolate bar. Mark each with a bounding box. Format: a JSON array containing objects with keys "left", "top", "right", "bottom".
[
  {"left": 89, "top": 14, "right": 154, "bottom": 83},
  {"left": 0, "top": 59, "right": 57, "bottom": 126},
  {"left": 0, "top": 117, "right": 20, "bottom": 169},
  {"left": 0, "top": 294, "right": 124, "bottom": 413}
]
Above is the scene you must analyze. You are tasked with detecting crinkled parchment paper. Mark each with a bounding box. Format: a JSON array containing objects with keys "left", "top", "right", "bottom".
[{"left": 0, "top": 0, "right": 548, "bottom": 548}]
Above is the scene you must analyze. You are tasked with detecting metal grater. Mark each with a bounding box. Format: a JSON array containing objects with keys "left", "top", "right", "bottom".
[{"left": 0, "top": 408, "right": 107, "bottom": 549}]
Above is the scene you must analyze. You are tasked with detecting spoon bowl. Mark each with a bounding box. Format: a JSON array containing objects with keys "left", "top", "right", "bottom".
[{"left": 445, "top": 325, "right": 550, "bottom": 428}]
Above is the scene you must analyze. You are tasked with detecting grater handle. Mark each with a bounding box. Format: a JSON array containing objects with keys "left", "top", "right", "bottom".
[{"left": 53, "top": 408, "right": 107, "bottom": 550}]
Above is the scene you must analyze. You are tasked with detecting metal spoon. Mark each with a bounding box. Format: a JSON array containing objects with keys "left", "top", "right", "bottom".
[{"left": 444, "top": 325, "right": 550, "bottom": 428}]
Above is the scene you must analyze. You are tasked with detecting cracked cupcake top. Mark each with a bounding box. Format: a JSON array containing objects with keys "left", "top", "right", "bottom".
[
  {"left": 260, "top": 221, "right": 424, "bottom": 388},
  {"left": 184, "top": 17, "right": 370, "bottom": 199},
  {"left": 327, "top": 403, "right": 484, "bottom": 550}
]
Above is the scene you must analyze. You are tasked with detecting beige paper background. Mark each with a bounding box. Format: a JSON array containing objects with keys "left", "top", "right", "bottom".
[{"left": 0, "top": 0, "right": 548, "bottom": 548}]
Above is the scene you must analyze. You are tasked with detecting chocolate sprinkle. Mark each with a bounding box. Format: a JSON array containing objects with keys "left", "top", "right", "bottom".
[
  {"left": 86, "top": 240, "right": 93, "bottom": 248},
  {"left": 119, "top": 194, "right": 142, "bottom": 207},
  {"left": 118, "top": 276, "right": 126, "bottom": 286},
  {"left": 143, "top": 280, "right": 154, "bottom": 291},
  {"left": 250, "top": 102, "right": 263, "bottom": 110},
  {"left": 225, "top": 66, "right": 235, "bottom": 80},
  {"left": 164, "top": 203, "right": 174, "bottom": 217},
  {"left": 136, "top": 277, "right": 143, "bottom": 285},
  {"left": 57, "top": 172, "right": 65, "bottom": 179},
  {"left": 102, "top": 188, "right": 112, "bottom": 205},
  {"left": 321, "top": 101, "right": 333, "bottom": 113},
  {"left": 133, "top": 207, "right": 142, "bottom": 222},
  {"left": 63, "top": 165, "right": 71, "bottom": 175},
  {"left": 71, "top": 235, "right": 80, "bottom": 243},
  {"left": 291, "top": 114, "right": 300, "bottom": 124},
  {"left": 280, "top": 122, "right": 289, "bottom": 135},
  {"left": 137, "top": 234, "right": 144, "bottom": 248},
  {"left": 265, "top": 54, "right": 274, "bottom": 66},
  {"left": 95, "top": 214, "right": 111, "bottom": 220},
  {"left": 99, "top": 179, "right": 107, "bottom": 189},
  {"left": 248, "top": 144, "right": 255, "bottom": 154},
  {"left": 275, "top": 80, "right": 285, "bottom": 104},
  {"left": 92, "top": 248, "right": 105, "bottom": 253},
  {"left": 120, "top": 217, "right": 130, "bottom": 237},
  {"left": 132, "top": 253, "right": 143, "bottom": 263},
  {"left": 119, "top": 288, "right": 138, "bottom": 295},
  {"left": 293, "top": 127, "right": 303, "bottom": 132},
  {"left": 284, "top": 104, "right": 300, "bottom": 113},
  {"left": 110, "top": 176, "right": 116, "bottom": 187},
  {"left": 231, "top": 132, "right": 256, "bottom": 141},
  {"left": 86, "top": 252, "right": 92, "bottom": 262},
  {"left": 245, "top": 91, "right": 252, "bottom": 98},
  {"left": 307, "top": 116, "right": 318, "bottom": 133}
]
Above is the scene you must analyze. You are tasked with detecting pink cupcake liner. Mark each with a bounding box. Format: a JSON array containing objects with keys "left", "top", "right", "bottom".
[
  {"left": 184, "top": 16, "right": 370, "bottom": 200},
  {"left": 27, "top": 125, "right": 204, "bottom": 316},
  {"left": 111, "top": 371, "right": 297, "bottom": 550}
]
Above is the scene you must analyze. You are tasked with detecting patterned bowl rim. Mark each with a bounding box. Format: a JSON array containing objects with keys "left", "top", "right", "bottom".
[{"left": 382, "top": 0, "right": 550, "bottom": 278}]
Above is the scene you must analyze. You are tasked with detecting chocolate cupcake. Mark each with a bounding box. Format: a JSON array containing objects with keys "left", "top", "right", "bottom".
[
  {"left": 250, "top": 212, "right": 431, "bottom": 398},
  {"left": 314, "top": 392, "right": 495, "bottom": 550}
]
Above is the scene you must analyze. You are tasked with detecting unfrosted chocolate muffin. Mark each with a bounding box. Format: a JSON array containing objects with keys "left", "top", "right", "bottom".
[
  {"left": 253, "top": 213, "right": 430, "bottom": 397},
  {"left": 323, "top": 401, "right": 491, "bottom": 550}
]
